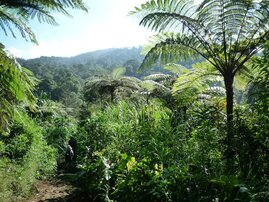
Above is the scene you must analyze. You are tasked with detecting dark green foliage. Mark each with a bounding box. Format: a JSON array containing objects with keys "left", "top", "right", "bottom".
[{"left": 0, "top": 0, "right": 87, "bottom": 200}]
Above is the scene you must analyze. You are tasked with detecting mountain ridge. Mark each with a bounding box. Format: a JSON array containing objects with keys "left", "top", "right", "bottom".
[{"left": 18, "top": 47, "right": 144, "bottom": 67}]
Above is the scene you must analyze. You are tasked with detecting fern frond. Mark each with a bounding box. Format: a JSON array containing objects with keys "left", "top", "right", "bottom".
[
  {"left": 135, "top": 0, "right": 269, "bottom": 77},
  {"left": 172, "top": 61, "right": 221, "bottom": 104},
  {"left": 164, "top": 63, "right": 190, "bottom": 75},
  {"left": 0, "top": 0, "right": 88, "bottom": 43},
  {"left": 144, "top": 73, "right": 174, "bottom": 81},
  {"left": 0, "top": 8, "right": 37, "bottom": 43},
  {"left": 0, "top": 48, "right": 37, "bottom": 134},
  {"left": 142, "top": 80, "right": 170, "bottom": 92},
  {"left": 112, "top": 67, "right": 126, "bottom": 79},
  {"left": 119, "top": 76, "right": 142, "bottom": 90},
  {"left": 204, "top": 86, "right": 226, "bottom": 97},
  {"left": 139, "top": 33, "right": 203, "bottom": 71}
]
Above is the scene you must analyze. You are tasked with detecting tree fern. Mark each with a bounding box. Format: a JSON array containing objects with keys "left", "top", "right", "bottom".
[
  {"left": 84, "top": 68, "right": 142, "bottom": 103},
  {"left": 133, "top": 0, "right": 269, "bottom": 169}
]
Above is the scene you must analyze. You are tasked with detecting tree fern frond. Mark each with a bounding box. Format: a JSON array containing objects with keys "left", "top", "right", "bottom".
[
  {"left": 172, "top": 61, "right": 220, "bottom": 100},
  {"left": 0, "top": 48, "right": 37, "bottom": 134},
  {"left": 0, "top": 0, "right": 88, "bottom": 43},
  {"left": 112, "top": 67, "right": 126, "bottom": 79},
  {"left": 0, "top": 8, "right": 38, "bottom": 43},
  {"left": 131, "top": 0, "right": 192, "bottom": 14},
  {"left": 164, "top": 63, "right": 191, "bottom": 75},
  {"left": 204, "top": 86, "right": 226, "bottom": 96},
  {"left": 85, "top": 73, "right": 142, "bottom": 103},
  {"left": 142, "top": 80, "right": 171, "bottom": 93},
  {"left": 144, "top": 73, "right": 174, "bottom": 81},
  {"left": 139, "top": 33, "right": 203, "bottom": 71},
  {"left": 119, "top": 76, "right": 142, "bottom": 90}
]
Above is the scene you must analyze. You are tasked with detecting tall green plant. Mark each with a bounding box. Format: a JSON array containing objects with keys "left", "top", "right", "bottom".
[{"left": 132, "top": 0, "right": 269, "bottom": 170}]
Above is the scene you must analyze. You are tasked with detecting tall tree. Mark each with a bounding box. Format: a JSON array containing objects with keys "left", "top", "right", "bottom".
[{"left": 132, "top": 0, "right": 269, "bottom": 170}]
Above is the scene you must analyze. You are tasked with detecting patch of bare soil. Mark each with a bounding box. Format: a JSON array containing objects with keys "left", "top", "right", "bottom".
[{"left": 28, "top": 174, "right": 83, "bottom": 202}]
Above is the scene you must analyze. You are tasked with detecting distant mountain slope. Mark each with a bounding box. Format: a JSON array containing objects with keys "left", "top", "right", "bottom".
[
  {"left": 18, "top": 47, "right": 201, "bottom": 81},
  {"left": 18, "top": 47, "right": 144, "bottom": 67}
]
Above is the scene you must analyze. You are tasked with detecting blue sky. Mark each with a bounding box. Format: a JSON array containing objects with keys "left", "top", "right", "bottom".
[{"left": 0, "top": 0, "right": 153, "bottom": 59}]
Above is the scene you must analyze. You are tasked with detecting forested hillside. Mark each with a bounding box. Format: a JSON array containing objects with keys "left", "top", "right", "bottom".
[{"left": 18, "top": 47, "right": 144, "bottom": 66}]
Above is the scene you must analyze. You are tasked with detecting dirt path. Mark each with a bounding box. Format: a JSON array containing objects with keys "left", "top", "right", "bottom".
[{"left": 28, "top": 174, "right": 85, "bottom": 202}]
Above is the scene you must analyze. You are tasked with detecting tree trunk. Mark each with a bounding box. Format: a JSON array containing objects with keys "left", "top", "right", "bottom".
[
  {"left": 110, "top": 88, "right": 114, "bottom": 102},
  {"left": 224, "top": 72, "right": 235, "bottom": 173}
]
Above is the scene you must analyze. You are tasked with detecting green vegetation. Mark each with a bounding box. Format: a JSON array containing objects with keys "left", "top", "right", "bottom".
[{"left": 0, "top": 0, "right": 269, "bottom": 201}]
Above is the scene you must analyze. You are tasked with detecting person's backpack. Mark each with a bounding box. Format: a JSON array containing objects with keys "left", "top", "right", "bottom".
[{"left": 65, "top": 144, "right": 74, "bottom": 162}]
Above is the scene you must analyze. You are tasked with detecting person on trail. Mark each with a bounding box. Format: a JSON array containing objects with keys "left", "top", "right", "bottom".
[
  {"left": 68, "top": 137, "right": 77, "bottom": 161},
  {"left": 65, "top": 144, "right": 74, "bottom": 163}
]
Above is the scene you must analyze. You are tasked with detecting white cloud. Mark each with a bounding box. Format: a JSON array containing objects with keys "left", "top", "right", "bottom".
[
  {"left": 28, "top": 39, "right": 86, "bottom": 58},
  {"left": 7, "top": 47, "right": 24, "bottom": 58},
  {"left": 25, "top": 26, "right": 152, "bottom": 59}
]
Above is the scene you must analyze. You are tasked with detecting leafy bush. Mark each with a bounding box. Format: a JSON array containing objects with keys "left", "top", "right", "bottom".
[
  {"left": 75, "top": 100, "right": 237, "bottom": 201},
  {"left": 0, "top": 110, "right": 57, "bottom": 201}
]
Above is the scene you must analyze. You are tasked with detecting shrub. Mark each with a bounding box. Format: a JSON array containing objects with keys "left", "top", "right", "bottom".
[{"left": 0, "top": 110, "right": 57, "bottom": 201}]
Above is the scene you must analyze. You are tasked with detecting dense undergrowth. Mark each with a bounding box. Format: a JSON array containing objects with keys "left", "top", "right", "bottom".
[
  {"left": 0, "top": 110, "right": 57, "bottom": 201},
  {"left": 1, "top": 67, "right": 268, "bottom": 201},
  {"left": 73, "top": 98, "right": 269, "bottom": 201}
]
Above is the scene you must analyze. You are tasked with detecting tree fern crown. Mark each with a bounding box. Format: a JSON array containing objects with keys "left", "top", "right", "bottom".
[{"left": 132, "top": 0, "right": 269, "bottom": 75}]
